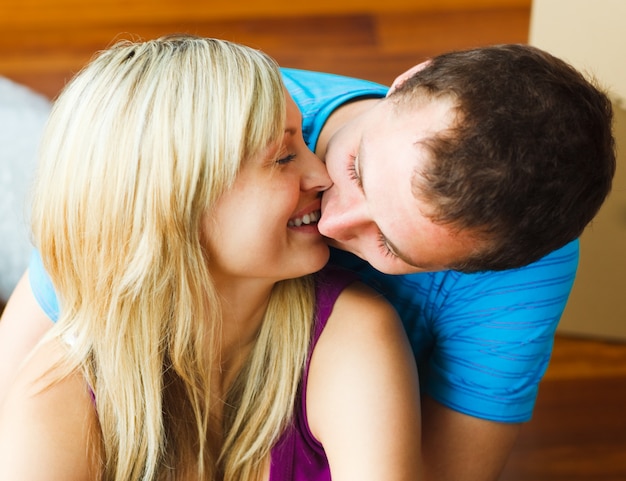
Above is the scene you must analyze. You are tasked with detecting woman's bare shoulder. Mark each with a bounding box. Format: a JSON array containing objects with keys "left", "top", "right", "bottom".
[
  {"left": 307, "top": 281, "right": 422, "bottom": 480},
  {"left": 309, "top": 278, "right": 417, "bottom": 413},
  {"left": 0, "top": 338, "right": 99, "bottom": 480},
  {"left": 328, "top": 280, "right": 404, "bottom": 337}
]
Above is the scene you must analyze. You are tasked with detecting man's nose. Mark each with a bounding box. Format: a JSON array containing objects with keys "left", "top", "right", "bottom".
[{"left": 318, "top": 191, "right": 369, "bottom": 241}]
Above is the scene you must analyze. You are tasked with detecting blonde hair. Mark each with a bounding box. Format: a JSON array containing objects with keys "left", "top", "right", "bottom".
[{"left": 31, "top": 35, "right": 315, "bottom": 480}]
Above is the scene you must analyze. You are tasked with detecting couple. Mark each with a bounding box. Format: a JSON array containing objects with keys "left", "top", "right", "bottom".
[{"left": 0, "top": 35, "right": 615, "bottom": 480}]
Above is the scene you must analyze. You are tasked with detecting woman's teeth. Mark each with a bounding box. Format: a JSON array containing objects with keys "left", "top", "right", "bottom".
[{"left": 288, "top": 210, "right": 321, "bottom": 227}]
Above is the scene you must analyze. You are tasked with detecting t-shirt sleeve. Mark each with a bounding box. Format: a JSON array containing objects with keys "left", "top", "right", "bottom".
[
  {"left": 332, "top": 240, "right": 579, "bottom": 423},
  {"left": 419, "top": 240, "right": 579, "bottom": 422},
  {"left": 281, "top": 68, "right": 388, "bottom": 152},
  {"left": 28, "top": 250, "right": 60, "bottom": 322}
]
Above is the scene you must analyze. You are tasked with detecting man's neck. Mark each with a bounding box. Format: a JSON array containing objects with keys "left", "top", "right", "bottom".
[{"left": 316, "top": 97, "right": 381, "bottom": 160}]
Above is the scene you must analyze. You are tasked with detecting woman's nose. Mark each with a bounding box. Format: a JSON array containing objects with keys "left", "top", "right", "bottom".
[{"left": 301, "top": 150, "right": 332, "bottom": 192}]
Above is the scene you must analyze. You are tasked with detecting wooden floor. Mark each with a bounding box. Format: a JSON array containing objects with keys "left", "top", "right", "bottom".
[{"left": 1, "top": 4, "right": 625, "bottom": 479}]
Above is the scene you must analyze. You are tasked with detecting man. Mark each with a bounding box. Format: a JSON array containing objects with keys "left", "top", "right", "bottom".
[{"left": 0, "top": 44, "right": 615, "bottom": 481}]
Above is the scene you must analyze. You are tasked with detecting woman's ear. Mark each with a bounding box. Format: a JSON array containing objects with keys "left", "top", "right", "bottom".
[{"left": 387, "top": 60, "right": 431, "bottom": 96}]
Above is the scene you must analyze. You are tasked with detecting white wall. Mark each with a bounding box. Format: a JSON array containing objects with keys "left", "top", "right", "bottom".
[
  {"left": 530, "top": 0, "right": 626, "bottom": 105},
  {"left": 530, "top": 0, "right": 626, "bottom": 340}
]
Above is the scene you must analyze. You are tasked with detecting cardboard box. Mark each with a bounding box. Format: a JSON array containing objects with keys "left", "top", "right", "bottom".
[{"left": 530, "top": 0, "right": 626, "bottom": 340}]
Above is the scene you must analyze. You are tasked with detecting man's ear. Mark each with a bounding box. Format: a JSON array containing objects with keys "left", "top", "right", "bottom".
[{"left": 387, "top": 60, "right": 431, "bottom": 96}]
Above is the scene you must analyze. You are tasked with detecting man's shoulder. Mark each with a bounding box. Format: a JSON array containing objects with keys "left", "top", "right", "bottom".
[
  {"left": 448, "top": 239, "right": 579, "bottom": 290},
  {"left": 281, "top": 68, "right": 387, "bottom": 97},
  {"left": 281, "top": 68, "right": 388, "bottom": 151}
]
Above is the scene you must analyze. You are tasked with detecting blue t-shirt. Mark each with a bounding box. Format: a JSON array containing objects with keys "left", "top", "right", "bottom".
[{"left": 28, "top": 68, "right": 578, "bottom": 423}]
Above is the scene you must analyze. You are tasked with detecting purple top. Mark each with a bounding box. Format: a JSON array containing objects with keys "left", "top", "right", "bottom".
[{"left": 269, "top": 267, "right": 356, "bottom": 481}]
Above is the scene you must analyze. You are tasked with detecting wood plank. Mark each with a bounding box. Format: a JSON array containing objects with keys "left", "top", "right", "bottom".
[
  {"left": 545, "top": 335, "right": 626, "bottom": 380},
  {"left": 376, "top": 8, "right": 531, "bottom": 54},
  {"left": 0, "top": 15, "right": 378, "bottom": 99},
  {"left": 0, "top": 8, "right": 531, "bottom": 99},
  {"left": 502, "top": 374, "right": 626, "bottom": 481},
  {"left": 0, "top": 0, "right": 532, "bottom": 28}
]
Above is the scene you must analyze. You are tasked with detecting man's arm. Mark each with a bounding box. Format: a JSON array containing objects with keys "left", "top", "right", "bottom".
[
  {"left": 0, "top": 271, "right": 54, "bottom": 407},
  {"left": 421, "top": 395, "right": 521, "bottom": 481}
]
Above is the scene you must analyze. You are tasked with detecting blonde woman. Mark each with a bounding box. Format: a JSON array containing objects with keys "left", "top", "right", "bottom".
[{"left": 0, "top": 36, "right": 421, "bottom": 480}]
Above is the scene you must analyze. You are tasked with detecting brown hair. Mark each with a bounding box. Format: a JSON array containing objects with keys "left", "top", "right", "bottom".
[{"left": 392, "top": 44, "right": 615, "bottom": 272}]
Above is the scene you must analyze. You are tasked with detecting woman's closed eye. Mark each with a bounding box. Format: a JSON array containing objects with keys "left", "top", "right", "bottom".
[{"left": 277, "top": 153, "right": 297, "bottom": 165}]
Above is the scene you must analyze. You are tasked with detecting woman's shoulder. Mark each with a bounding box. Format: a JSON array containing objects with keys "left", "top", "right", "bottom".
[
  {"left": 0, "top": 338, "right": 99, "bottom": 480},
  {"left": 329, "top": 280, "right": 403, "bottom": 336},
  {"left": 306, "top": 281, "right": 422, "bottom": 479},
  {"left": 309, "top": 278, "right": 416, "bottom": 409}
]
